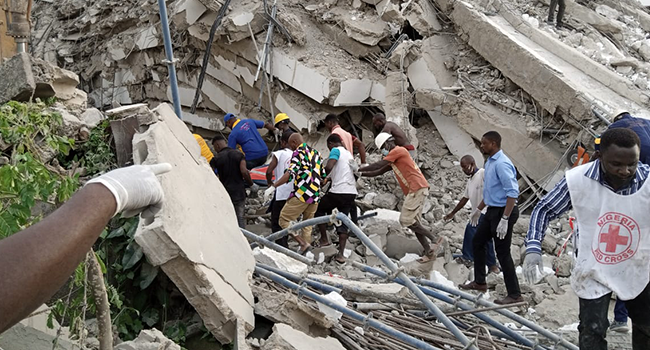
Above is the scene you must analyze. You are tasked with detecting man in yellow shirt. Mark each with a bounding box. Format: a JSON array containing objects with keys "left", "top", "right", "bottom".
[{"left": 193, "top": 134, "right": 214, "bottom": 162}]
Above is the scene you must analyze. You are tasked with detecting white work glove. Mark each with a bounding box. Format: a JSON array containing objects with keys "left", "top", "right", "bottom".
[
  {"left": 264, "top": 186, "right": 275, "bottom": 200},
  {"left": 348, "top": 159, "right": 359, "bottom": 173},
  {"left": 496, "top": 217, "right": 509, "bottom": 239},
  {"left": 523, "top": 252, "right": 544, "bottom": 284},
  {"left": 469, "top": 209, "right": 481, "bottom": 227},
  {"left": 86, "top": 163, "right": 172, "bottom": 218}
]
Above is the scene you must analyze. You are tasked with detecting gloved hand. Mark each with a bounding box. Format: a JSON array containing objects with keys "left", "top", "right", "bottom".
[
  {"left": 249, "top": 183, "right": 260, "bottom": 196},
  {"left": 86, "top": 163, "right": 172, "bottom": 218},
  {"left": 523, "top": 252, "right": 544, "bottom": 284},
  {"left": 264, "top": 186, "right": 275, "bottom": 200},
  {"left": 348, "top": 159, "right": 359, "bottom": 173},
  {"left": 496, "top": 217, "right": 509, "bottom": 239},
  {"left": 469, "top": 209, "right": 481, "bottom": 227}
]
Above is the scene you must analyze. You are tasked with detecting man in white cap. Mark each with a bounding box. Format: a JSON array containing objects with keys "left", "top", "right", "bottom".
[{"left": 359, "top": 133, "right": 441, "bottom": 262}]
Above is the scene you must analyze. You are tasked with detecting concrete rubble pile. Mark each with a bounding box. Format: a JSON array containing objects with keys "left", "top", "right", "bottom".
[{"left": 14, "top": 0, "right": 650, "bottom": 347}]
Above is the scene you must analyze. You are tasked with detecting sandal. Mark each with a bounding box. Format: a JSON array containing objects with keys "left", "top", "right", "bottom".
[
  {"left": 417, "top": 251, "right": 436, "bottom": 263},
  {"left": 298, "top": 245, "right": 313, "bottom": 255}
]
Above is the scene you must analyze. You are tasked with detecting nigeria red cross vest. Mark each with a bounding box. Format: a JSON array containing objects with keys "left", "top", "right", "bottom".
[{"left": 566, "top": 163, "right": 650, "bottom": 300}]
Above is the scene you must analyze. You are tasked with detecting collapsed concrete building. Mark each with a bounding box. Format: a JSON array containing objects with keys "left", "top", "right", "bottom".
[{"left": 4, "top": 0, "right": 649, "bottom": 348}]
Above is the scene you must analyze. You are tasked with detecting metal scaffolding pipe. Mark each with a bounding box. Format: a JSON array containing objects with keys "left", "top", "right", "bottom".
[
  {"left": 252, "top": 211, "right": 378, "bottom": 248},
  {"left": 334, "top": 213, "right": 478, "bottom": 350},
  {"left": 256, "top": 263, "right": 341, "bottom": 294},
  {"left": 352, "top": 261, "right": 577, "bottom": 350},
  {"left": 241, "top": 229, "right": 313, "bottom": 265},
  {"left": 255, "top": 266, "right": 444, "bottom": 350},
  {"left": 156, "top": 0, "right": 182, "bottom": 119},
  {"left": 351, "top": 262, "right": 538, "bottom": 348}
]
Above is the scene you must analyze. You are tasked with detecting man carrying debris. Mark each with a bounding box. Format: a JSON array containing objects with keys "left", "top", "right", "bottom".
[
  {"left": 315, "top": 134, "right": 358, "bottom": 263},
  {"left": 223, "top": 113, "right": 275, "bottom": 169},
  {"left": 444, "top": 155, "right": 499, "bottom": 274},
  {"left": 359, "top": 133, "right": 441, "bottom": 263},
  {"left": 524, "top": 128, "right": 650, "bottom": 349},
  {"left": 211, "top": 135, "right": 257, "bottom": 229},
  {"left": 0, "top": 163, "right": 169, "bottom": 333},
  {"left": 459, "top": 131, "right": 522, "bottom": 306},
  {"left": 272, "top": 133, "right": 326, "bottom": 254},
  {"left": 324, "top": 114, "right": 368, "bottom": 165},
  {"left": 372, "top": 113, "right": 416, "bottom": 158},
  {"left": 266, "top": 130, "right": 294, "bottom": 248}
]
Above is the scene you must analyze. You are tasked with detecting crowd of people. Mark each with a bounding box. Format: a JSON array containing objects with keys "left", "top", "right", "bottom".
[{"left": 3, "top": 107, "right": 650, "bottom": 350}]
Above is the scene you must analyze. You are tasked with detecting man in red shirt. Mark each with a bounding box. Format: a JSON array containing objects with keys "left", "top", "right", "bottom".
[
  {"left": 324, "top": 114, "right": 367, "bottom": 165},
  {"left": 360, "top": 133, "right": 440, "bottom": 262}
]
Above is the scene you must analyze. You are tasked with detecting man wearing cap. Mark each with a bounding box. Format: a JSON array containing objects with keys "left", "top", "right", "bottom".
[
  {"left": 324, "top": 114, "right": 367, "bottom": 165},
  {"left": 223, "top": 113, "right": 275, "bottom": 169},
  {"left": 359, "top": 133, "right": 441, "bottom": 263},
  {"left": 604, "top": 110, "right": 650, "bottom": 165},
  {"left": 372, "top": 113, "right": 416, "bottom": 159}
]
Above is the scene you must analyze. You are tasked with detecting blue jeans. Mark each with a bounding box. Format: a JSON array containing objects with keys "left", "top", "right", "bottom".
[
  {"left": 462, "top": 214, "right": 497, "bottom": 267},
  {"left": 615, "top": 298, "right": 629, "bottom": 322}
]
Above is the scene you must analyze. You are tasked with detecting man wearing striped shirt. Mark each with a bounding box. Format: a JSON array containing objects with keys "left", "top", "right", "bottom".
[{"left": 524, "top": 128, "right": 650, "bottom": 349}]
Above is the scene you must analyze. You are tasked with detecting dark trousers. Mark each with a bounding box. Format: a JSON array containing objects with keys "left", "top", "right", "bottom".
[
  {"left": 245, "top": 155, "right": 267, "bottom": 170},
  {"left": 462, "top": 214, "right": 497, "bottom": 267},
  {"left": 233, "top": 199, "right": 246, "bottom": 229},
  {"left": 579, "top": 283, "right": 650, "bottom": 350},
  {"left": 548, "top": 0, "right": 566, "bottom": 25},
  {"left": 271, "top": 198, "right": 288, "bottom": 248},
  {"left": 314, "top": 193, "right": 356, "bottom": 233},
  {"left": 473, "top": 206, "right": 520, "bottom": 298},
  {"left": 615, "top": 298, "right": 629, "bottom": 322}
]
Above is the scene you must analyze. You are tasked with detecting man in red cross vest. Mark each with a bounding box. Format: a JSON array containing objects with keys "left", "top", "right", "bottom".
[{"left": 523, "top": 128, "right": 650, "bottom": 349}]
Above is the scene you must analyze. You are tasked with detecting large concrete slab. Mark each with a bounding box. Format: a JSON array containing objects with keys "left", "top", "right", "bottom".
[
  {"left": 133, "top": 103, "right": 255, "bottom": 343},
  {"left": 261, "top": 323, "right": 346, "bottom": 350},
  {"left": 427, "top": 110, "right": 484, "bottom": 168},
  {"left": 451, "top": 1, "right": 650, "bottom": 122}
]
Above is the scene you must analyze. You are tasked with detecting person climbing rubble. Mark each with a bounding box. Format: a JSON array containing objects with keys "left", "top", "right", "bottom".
[
  {"left": 524, "top": 128, "right": 650, "bottom": 349},
  {"left": 372, "top": 113, "right": 416, "bottom": 159},
  {"left": 211, "top": 134, "right": 257, "bottom": 229},
  {"left": 459, "top": 131, "right": 522, "bottom": 306},
  {"left": 444, "top": 155, "right": 499, "bottom": 274},
  {"left": 0, "top": 163, "right": 170, "bottom": 333},
  {"left": 272, "top": 133, "right": 325, "bottom": 255},
  {"left": 324, "top": 114, "right": 367, "bottom": 165},
  {"left": 359, "top": 133, "right": 442, "bottom": 263},
  {"left": 223, "top": 113, "right": 275, "bottom": 169},
  {"left": 314, "top": 134, "right": 358, "bottom": 264},
  {"left": 266, "top": 130, "right": 294, "bottom": 248},
  {"left": 547, "top": 0, "right": 566, "bottom": 29}
]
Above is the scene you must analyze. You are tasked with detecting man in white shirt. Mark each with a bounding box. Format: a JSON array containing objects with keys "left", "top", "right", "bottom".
[
  {"left": 266, "top": 130, "right": 294, "bottom": 247},
  {"left": 444, "top": 155, "right": 499, "bottom": 273},
  {"left": 315, "top": 134, "right": 358, "bottom": 263}
]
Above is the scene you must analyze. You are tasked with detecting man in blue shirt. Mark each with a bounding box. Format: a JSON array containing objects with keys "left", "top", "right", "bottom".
[
  {"left": 459, "top": 131, "right": 522, "bottom": 305},
  {"left": 224, "top": 113, "right": 275, "bottom": 169}
]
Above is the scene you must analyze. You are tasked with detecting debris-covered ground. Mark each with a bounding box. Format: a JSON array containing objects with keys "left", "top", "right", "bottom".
[{"left": 3, "top": 0, "right": 650, "bottom": 348}]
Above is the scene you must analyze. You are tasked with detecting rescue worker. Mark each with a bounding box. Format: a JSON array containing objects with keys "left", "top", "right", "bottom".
[
  {"left": 266, "top": 130, "right": 294, "bottom": 248},
  {"left": 360, "top": 133, "right": 441, "bottom": 263},
  {"left": 372, "top": 113, "right": 417, "bottom": 159},
  {"left": 524, "top": 128, "right": 650, "bottom": 349},
  {"left": 223, "top": 113, "right": 275, "bottom": 169},
  {"left": 323, "top": 114, "right": 367, "bottom": 164}
]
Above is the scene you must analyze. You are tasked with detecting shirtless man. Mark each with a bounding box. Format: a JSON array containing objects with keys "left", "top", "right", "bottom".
[{"left": 372, "top": 113, "right": 416, "bottom": 158}]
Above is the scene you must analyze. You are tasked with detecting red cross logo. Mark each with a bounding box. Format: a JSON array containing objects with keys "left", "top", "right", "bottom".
[
  {"left": 593, "top": 212, "right": 640, "bottom": 265},
  {"left": 599, "top": 225, "right": 629, "bottom": 253}
]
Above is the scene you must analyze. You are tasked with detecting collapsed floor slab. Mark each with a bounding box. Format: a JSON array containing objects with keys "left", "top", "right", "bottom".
[{"left": 131, "top": 103, "right": 255, "bottom": 343}]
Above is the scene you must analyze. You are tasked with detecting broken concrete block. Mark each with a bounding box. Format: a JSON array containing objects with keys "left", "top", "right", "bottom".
[
  {"left": 386, "top": 230, "right": 424, "bottom": 259},
  {"left": 115, "top": 328, "right": 180, "bottom": 350},
  {"left": 0, "top": 305, "right": 74, "bottom": 350},
  {"left": 404, "top": 0, "right": 443, "bottom": 36},
  {"left": 343, "top": 14, "right": 389, "bottom": 46},
  {"left": 269, "top": 50, "right": 333, "bottom": 104},
  {"left": 278, "top": 13, "right": 307, "bottom": 46},
  {"left": 376, "top": 0, "right": 404, "bottom": 23},
  {"left": 373, "top": 192, "right": 398, "bottom": 210},
  {"left": 133, "top": 104, "right": 255, "bottom": 343},
  {"left": 415, "top": 89, "right": 445, "bottom": 110},
  {"left": 174, "top": 0, "right": 207, "bottom": 25},
  {"left": 135, "top": 26, "right": 160, "bottom": 50},
  {"left": 254, "top": 247, "right": 308, "bottom": 275},
  {"left": 427, "top": 110, "right": 484, "bottom": 168},
  {"left": 80, "top": 108, "right": 106, "bottom": 129},
  {"left": 261, "top": 323, "right": 346, "bottom": 350},
  {"left": 252, "top": 286, "right": 335, "bottom": 337},
  {"left": 0, "top": 52, "right": 36, "bottom": 104}
]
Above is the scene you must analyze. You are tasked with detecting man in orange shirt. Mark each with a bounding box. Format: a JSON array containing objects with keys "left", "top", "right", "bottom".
[{"left": 360, "top": 133, "right": 440, "bottom": 262}]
